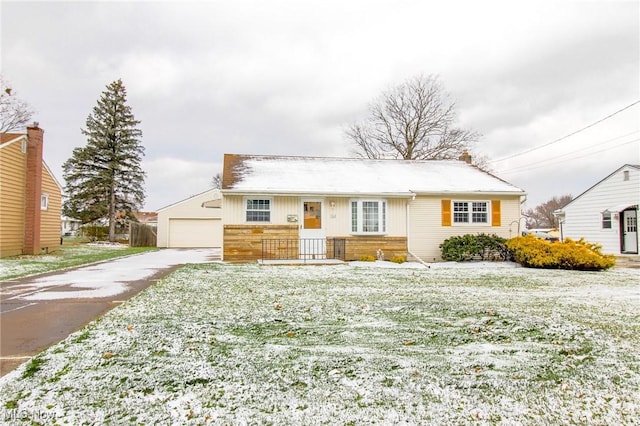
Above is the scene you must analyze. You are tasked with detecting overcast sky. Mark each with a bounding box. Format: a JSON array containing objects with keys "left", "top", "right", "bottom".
[{"left": 2, "top": 1, "right": 638, "bottom": 211}]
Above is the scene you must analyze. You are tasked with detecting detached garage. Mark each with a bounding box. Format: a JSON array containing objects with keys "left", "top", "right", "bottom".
[{"left": 157, "top": 189, "right": 222, "bottom": 248}]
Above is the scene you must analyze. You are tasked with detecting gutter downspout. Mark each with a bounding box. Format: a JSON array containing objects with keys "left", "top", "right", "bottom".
[
  {"left": 408, "top": 249, "right": 432, "bottom": 268},
  {"left": 519, "top": 194, "right": 528, "bottom": 236},
  {"left": 553, "top": 209, "right": 565, "bottom": 242}
]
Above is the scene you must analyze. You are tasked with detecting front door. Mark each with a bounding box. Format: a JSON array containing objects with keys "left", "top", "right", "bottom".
[
  {"left": 622, "top": 209, "right": 638, "bottom": 253},
  {"left": 300, "top": 200, "right": 325, "bottom": 258}
]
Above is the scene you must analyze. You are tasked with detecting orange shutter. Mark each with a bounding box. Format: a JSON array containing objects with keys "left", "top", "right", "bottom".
[
  {"left": 491, "top": 200, "right": 501, "bottom": 226},
  {"left": 441, "top": 200, "right": 451, "bottom": 226}
]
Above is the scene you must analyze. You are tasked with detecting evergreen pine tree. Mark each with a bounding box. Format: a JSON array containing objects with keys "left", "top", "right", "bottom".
[{"left": 63, "top": 79, "right": 145, "bottom": 242}]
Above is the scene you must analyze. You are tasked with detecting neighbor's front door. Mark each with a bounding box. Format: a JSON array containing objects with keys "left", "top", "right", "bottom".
[
  {"left": 622, "top": 209, "right": 638, "bottom": 253},
  {"left": 300, "top": 200, "right": 325, "bottom": 258}
]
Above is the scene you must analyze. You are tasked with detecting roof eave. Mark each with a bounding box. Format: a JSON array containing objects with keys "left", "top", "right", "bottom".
[
  {"left": 156, "top": 188, "right": 221, "bottom": 212},
  {"left": 221, "top": 189, "right": 414, "bottom": 198},
  {"left": 0, "top": 134, "right": 27, "bottom": 149},
  {"left": 411, "top": 190, "right": 527, "bottom": 196}
]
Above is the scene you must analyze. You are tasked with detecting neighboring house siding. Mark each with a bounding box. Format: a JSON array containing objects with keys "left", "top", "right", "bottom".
[
  {"left": 0, "top": 139, "right": 27, "bottom": 257},
  {"left": 409, "top": 195, "right": 522, "bottom": 261},
  {"left": 562, "top": 166, "right": 639, "bottom": 254},
  {"left": 40, "top": 166, "right": 62, "bottom": 253},
  {"left": 1, "top": 129, "right": 63, "bottom": 258}
]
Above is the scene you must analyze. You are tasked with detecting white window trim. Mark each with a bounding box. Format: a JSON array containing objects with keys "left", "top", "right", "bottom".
[
  {"left": 452, "top": 200, "right": 490, "bottom": 226},
  {"left": 41, "top": 193, "right": 49, "bottom": 211},
  {"left": 244, "top": 197, "right": 272, "bottom": 223},
  {"left": 601, "top": 212, "right": 612, "bottom": 230},
  {"left": 350, "top": 199, "right": 387, "bottom": 235}
]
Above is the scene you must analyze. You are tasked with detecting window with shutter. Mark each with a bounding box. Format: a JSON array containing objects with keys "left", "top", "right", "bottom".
[{"left": 448, "top": 200, "right": 490, "bottom": 225}]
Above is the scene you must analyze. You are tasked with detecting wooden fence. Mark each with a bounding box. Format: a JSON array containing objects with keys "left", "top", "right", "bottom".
[{"left": 129, "top": 222, "right": 157, "bottom": 247}]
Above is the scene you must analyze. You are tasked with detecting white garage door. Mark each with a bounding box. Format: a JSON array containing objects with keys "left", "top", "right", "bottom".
[{"left": 168, "top": 219, "right": 222, "bottom": 248}]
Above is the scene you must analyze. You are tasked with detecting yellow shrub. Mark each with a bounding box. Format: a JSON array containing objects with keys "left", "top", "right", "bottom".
[
  {"left": 390, "top": 255, "right": 406, "bottom": 264},
  {"left": 506, "top": 235, "right": 615, "bottom": 271},
  {"left": 359, "top": 255, "right": 376, "bottom": 262}
]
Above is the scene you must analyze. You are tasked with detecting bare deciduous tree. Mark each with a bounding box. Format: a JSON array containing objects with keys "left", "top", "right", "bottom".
[
  {"left": 0, "top": 76, "right": 34, "bottom": 133},
  {"left": 524, "top": 194, "right": 572, "bottom": 229},
  {"left": 211, "top": 172, "right": 222, "bottom": 189},
  {"left": 346, "top": 74, "right": 479, "bottom": 161}
]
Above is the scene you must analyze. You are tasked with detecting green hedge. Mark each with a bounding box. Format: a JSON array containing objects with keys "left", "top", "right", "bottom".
[
  {"left": 439, "top": 233, "right": 510, "bottom": 261},
  {"left": 79, "top": 225, "right": 109, "bottom": 241},
  {"left": 506, "top": 235, "right": 615, "bottom": 271}
]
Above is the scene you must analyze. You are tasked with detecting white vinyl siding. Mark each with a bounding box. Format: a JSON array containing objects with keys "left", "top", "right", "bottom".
[
  {"left": 409, "top": 195, "right": 522, "bottom": 261},
  {"left": 561, "top": 165, "right": 639, "bottom": 254},
  {"left": 223, "top": 196, "right": 299, "bottom": 226},
  {"left": 222, "top": 195, "right": 406, "bottom": 236}
]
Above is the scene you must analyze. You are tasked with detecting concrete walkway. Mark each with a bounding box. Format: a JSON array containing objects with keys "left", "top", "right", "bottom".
[{"left": 0, "top": 248, "right": 220, "bottom": 376}]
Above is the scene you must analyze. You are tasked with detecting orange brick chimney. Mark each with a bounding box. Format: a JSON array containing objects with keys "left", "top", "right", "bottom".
[
  {"left": 458, "top": 150, "right": 472, "bottom": 164},
  {"left": 24, "top": 123, "right": 44, "bottom": 255}
]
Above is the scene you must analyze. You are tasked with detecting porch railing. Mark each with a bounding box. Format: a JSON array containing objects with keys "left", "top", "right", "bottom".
[{"left": 261, "top": 238, "right": 346, "bottom": 262}]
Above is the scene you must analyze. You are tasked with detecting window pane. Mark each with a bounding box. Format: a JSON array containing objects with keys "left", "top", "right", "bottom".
[
  {"left": 247, "top": 199, "right": 270, "bottom": 210},
  {"left": 362, "top": 201, "right": 379, "bottom": 232},
  {"left": 246, "top": 211, "right": 270, "bottom": 222},
  {"left": 602, "top": 213, "right": 612, "bottom": 229},
  {"left": 382, "top": 201, "right": 386, "bottom": 233},
  {"left": 351, "top": 201, "right": 358, "bottom": 232},
  {"left": 471, "top": 202, "right": 487, "bottom": 223},
  {"left": 246, "top": 199, "right": 270, "bottom": 222},
  {"left": 453, "top": 202, "right": 468, "bottom": 223}
]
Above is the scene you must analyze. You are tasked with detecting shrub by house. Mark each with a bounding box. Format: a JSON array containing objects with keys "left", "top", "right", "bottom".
[
  {"left": 506, "top": 235, "right": 615, "bottom": 271},
  {"left": 439, "top": 233, "right": 510, "bottom": 261}
]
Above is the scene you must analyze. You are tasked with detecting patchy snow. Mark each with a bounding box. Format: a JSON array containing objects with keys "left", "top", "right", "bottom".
[
  {"left": 227, "top": 155, "right": 524, "bottom": 195},
  {"left": 349, "top": 260, "right": 431, "bottom": 269},
  {"left": 0, "top": 244, "right": 133, "bottom": 280},
  {"left": 3, "top": 249, "right": 220, "bottom": 301},
  {"left": 0, "top": 262, "right": 638, "bottom": 425},
  {"left": 85, "top": 242, "right": 129, "bottom": 249}
]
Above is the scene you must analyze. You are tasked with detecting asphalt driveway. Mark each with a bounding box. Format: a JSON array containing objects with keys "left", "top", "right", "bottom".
[{"left": 0, "top": 248, "right": 220, "bottom": 376}]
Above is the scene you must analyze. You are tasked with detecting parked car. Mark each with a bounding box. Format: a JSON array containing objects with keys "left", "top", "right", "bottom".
[{"left": 522, "top": 230, "right": 560, "bottom": 242}]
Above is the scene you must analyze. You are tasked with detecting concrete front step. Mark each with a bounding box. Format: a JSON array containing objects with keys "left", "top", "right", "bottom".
[{"left": 615, "top": 255, "right": 640, "bottom": 268}]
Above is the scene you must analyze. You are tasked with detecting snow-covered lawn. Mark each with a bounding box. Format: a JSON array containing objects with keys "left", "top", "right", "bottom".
[{"left": 1, "top": 262, "right": 639, "bottom": 425}]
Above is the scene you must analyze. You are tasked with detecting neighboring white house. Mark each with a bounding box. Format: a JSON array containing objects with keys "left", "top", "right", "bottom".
[
  {"left": 221, "top": 154, "right": 527, "bottom": 262},
  {"left": 156, "top": 189, "right": 222, "bottom": 248},
  {"left": 555, "top": 164, "right": 639, "bottom": 255},
  {"left": 61, "top": 216, "right": 82, "bottom": 236}
]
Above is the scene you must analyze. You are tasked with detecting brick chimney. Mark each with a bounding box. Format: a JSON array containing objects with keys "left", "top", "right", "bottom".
[
  {"left": 24, "top": 123, "right": 44, "bottom": 255},
  {"left": 458, "top": 150, "right": 472, "bottom": 164}
]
